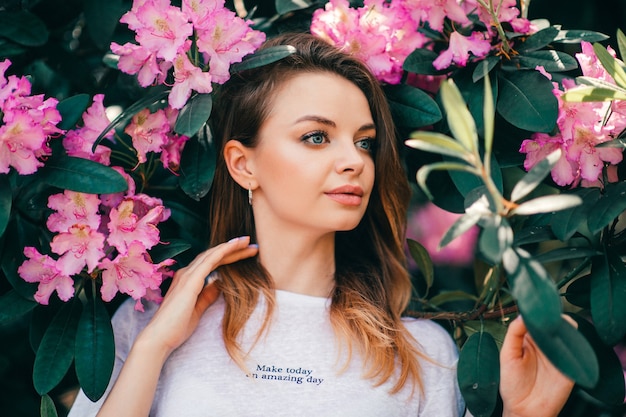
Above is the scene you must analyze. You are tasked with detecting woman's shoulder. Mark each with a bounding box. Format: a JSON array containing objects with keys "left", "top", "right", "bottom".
[{"left": 401, "top": 317, "right": 458, "bottom": 362}]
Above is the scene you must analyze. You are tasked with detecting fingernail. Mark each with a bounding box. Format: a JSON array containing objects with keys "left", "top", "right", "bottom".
[
  {"left": 228, "top": 236, "right": 247, "bottom": 243},
  {"left": 249, "top": 243, "right": 259, "bottom": 249}
]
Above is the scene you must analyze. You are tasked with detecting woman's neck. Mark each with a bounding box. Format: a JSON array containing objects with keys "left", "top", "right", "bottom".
[{"left": 255, "top": 230, "right": 336, "bottom": 298}]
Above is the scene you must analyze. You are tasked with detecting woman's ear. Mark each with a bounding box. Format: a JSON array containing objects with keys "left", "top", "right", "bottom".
[{"left": 223, "top": 140, "right": 257, "bottom": 189}]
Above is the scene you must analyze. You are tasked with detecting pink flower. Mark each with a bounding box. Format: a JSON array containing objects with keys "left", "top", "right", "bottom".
[
  {"left": 124, "top": 108, "right": 171, "bottom": 162},
  {"left": 47, "top": 190, "right": 101, "bottom": 232},
  {"left": 568, "top": 126, "right": 623, "bottom": 184},
  {"left": 160, "top": 133, "right": 189, "bottom": 172},
  {"left": 63, "top": 94, "right": 113, "bottom": 165},
  {"left": 433, "top": 31, "right": 492, "bottom": 70},
  {"left": 311, "top": 0, "right": 426, "bottom": 84},
  {"left": 50, "top": 225, "right": 106, "bottom": 275},
  {"left": 403, "top": 0, "right": 471, "bottom": 32},
  {"left": 18, "top": 247, "right": 75, "bottom": 304},
  {"left": 0, "top": 112, "right": 47, "bottom": 174},
  {"left": 470, "top": 0, "right": 531, "bottom": 35},
  {"left": 194, "top": 6, "right": 265, "bottom": 84},
  {"left": 520, "top": 134, "right": 576, "bottom": 186},
  {"left": 170, "top": 52, "right": 213, "bottom": 109},
  {"left": 110, "top": 42, "right": 171, "bottom": 87},
  {"left": 130, "top": 0, "right": 193, "bottom": 61},
  {"left": 407, "top": 202, "right": 478, "bottom": 267},
  {"left": 99, "top": 241, "right": 173, "bottom": 311},
  {"left": 107, "top": 199, "right": 164, "bottom": 254}
]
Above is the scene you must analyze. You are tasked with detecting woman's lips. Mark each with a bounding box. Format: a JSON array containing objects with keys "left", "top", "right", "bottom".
[{"left": 325, "top": 185, "right": 364, "bottom": 206}]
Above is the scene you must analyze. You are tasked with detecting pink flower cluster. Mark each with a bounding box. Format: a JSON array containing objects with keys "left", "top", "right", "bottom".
[
  {"left": 18, "top": 97, "right": 177, "bottom": 311},
  {"left": 310, "top": 0, "right": 533, "bottom": 83},
  {"left": 111, "top": 0, "right": 266, "bottom": 109},
  {"left": 520, "top": 42, "right": 625, "bottom": 188},
  {"left": 0, "top": 59, "right": 63, "bottom": 175},
  {"left": 18, "top": 177, "right": 173, "bottom": 311}
]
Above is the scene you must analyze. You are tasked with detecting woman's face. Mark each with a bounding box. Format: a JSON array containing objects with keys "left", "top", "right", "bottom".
[{"left": 248, "top": 71, "right": 376, "bottom": 237}]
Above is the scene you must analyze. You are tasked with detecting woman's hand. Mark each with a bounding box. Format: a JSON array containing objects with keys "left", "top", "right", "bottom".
[
  {"left": 138, "top": 236, "right": 259, "bottom": 356},
  {"left": 499, "top": 316, "right": 575, "bottom": 417}
]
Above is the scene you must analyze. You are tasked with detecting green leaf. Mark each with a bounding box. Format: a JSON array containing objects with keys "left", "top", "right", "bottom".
[
  {"left": 479, "top": 216, "right": 513, "bottom": 264},
  {"left": 229, "top": 45, "right": 297, "bottom": 73},
  {"left": 524, "top": 316, "right": 599, "bottom": 388},
  {"left": 75, "top": 297, "right": 115, "bottom": 401},
  {"left": 406, "top": 239, "right": 434, "bottom": 293},
  {"left": 564, "top": 275, "right": 590, "bottom": 309},
  {"left": 84, "top": 0, "right": 125, "bottom": 49},
  {"left": 497, "top": 71, "right": 558, "bottom": 133},
  {"left": 0, "top": 11, "right": 48, "bottom": 46},
  {"left": 554, "top": 30, "right": 609, "bottom": 44},
  {"left": 385, "top": 84, "right": 442, "bottom": 128},
  {"left": 93, "top": 88, "right": 170, "bottom": 149},
  {"left": 588, "top": 181, "right": 626, "bottom": 234},
  {"left": 275, "top": 0, "right": 313, "bottom": 14},
  {"left": 402, "top": 48, "right": 443, "bottom": 75},
  {"left": 405, "top": 132, "right": 473, "bottom": 161},
  {"left": 0, "top": 290, "right": 38, "bottom": 324},
  {"left": 593, "top": 42, "right": 626, "bottom": 88},
  {"left": 2, "top": 251, "right": 37, "bottom": 300},
  {"left": 0, "top": 174, "right": 11, "bottom": 238},
  {"left": 179, "top": 130, "right": 216, "bottom": 201},
  {"left": 513, "top": 225, "right": 556, "bottom": 246},
  {"left": 56, "top": 94, "right": 91, "bottom": 130},
  {"left": 429, "top": 290, "right": 477, "bottom": 307},
  {"left": 590, "top": 249, "right": 626, "bottom": 345},
  {"left": 440, "top": 80, "right": 478, "bottom": 153},
  {"left": 457, "top": 332, "right": 500, "bottom": 417},
  {"left": 550, "top": 188, "right": 601, "bottom": 241},
  {"left": 618, "top": 29, "right": 626, "bottom": 63},
  {"left": 472, "top": 56, "right": 499, "bottom": 82},
  {"left": 502, "top": 248, "right": 562, "bottom": 332},
  {"left": 445, "top": 154, "right": 502, "bottom": 198},
  {"left": 149, "top": 239, "right": 192, "bottom": 263},
  {"left": 483, "top": 74, "right": 494, "bottom": 163},
  {"left": 416, "top": 162, "right": 479, "bottom": 200},
  {"left": 510, "top": 149, "right": 561, "bottom": 202},
  {"left": 511, "top": 194, "right": 582, "bottom": 216},
  {"left": 516, "top": 26, "right": 559, "bottom": 53},
  {"left": 562, "top": 85, "right": 626, "bottom": 102},
  {"left": 33, "top": 299, "right": 82, "bottom": 395},
  {"left": 440, "top": 212, "right": 481, "bottom": 249},
  {"left": 463, "top": 321, "right": 507, "bottom": 349},
  {"left": 534, "top": 247, "right": 601, "bottom": 264},
  {"left": 40, "top": 394, "right": 58, "bottom": 417},
  {"left": 516, "top": 51, "right": 578, "bottom": 72},
  {"left": 570, "top": 314, "right": 626, "bottom": 406},
  {"left": 40, "top": 155, "right": 128, "bottom": 194},
  {"left": 174, "top": 93, "right": 213, "bottom": 137}
]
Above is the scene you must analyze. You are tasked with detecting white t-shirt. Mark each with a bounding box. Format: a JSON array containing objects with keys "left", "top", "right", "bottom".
[{"left": 69, "top": 290, "right": 465, "bottom": 416}]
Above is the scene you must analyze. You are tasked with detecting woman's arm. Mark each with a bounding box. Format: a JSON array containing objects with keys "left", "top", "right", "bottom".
[
  {"left": 96, "top": 236, "right": 258, "bottom": 417},
  {"left": 499, "top": 317, "right": 575, "bottom": 417}
]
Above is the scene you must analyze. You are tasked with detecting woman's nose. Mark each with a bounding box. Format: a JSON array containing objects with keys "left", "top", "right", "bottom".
[{"left": 334, "top": 139, "right": 365, "bottom": 174}]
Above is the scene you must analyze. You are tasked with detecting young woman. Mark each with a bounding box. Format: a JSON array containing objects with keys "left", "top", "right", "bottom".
[{"left": 69, "top": 33, "right": 574, "bottom": 417}]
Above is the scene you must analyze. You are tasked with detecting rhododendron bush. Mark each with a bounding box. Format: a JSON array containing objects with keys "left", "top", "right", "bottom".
[{"left": 0, "top": 0, "right": 625, "bottom": 416}]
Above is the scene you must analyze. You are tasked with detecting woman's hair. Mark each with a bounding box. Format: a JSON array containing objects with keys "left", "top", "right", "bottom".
[{"left": 208, "top": 32, "right": 423, "bottom": 393}]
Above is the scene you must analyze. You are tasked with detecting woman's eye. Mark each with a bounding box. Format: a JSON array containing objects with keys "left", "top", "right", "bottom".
[
  {"left": 355, "top": 138, "right": 375, "bottom": 151},
  {"left": 302, "top": 131, "right": 328, "bottom": 145}
]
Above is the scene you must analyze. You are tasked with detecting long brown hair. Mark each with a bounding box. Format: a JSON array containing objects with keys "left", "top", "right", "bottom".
[{"left": 208, "top": 32, "right": 423, "bottom": 393}]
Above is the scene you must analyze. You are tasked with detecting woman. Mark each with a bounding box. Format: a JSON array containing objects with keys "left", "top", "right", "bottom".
[{"left": 69, "top": 33, "right": 573, "bottom": 416}]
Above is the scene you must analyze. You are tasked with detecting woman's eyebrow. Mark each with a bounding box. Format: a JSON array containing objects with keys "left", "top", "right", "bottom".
[
  {"left": 294, "top": 116, "right": 376, "bottom": 132},
  {"left": 294, "top": 115, "right": 336, "bottom": 127}
]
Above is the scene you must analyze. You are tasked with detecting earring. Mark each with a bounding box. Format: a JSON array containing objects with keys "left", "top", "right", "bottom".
[{"left": 248, "top": 187, "right": 253, "bottom": 206}]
